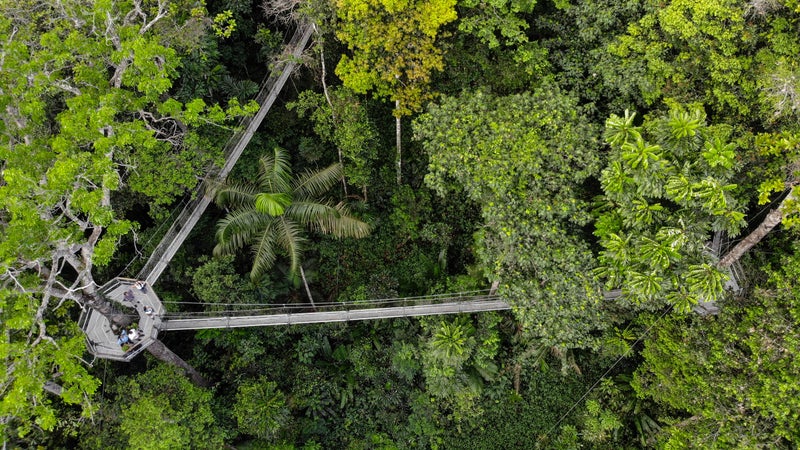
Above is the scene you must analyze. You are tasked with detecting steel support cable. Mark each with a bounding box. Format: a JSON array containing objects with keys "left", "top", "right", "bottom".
[
  {"left": 159, "top": 296, "right": 501, "bottom": 319},
  {"left": 159, "top": 289, "right": 494, "bottom": 308}
]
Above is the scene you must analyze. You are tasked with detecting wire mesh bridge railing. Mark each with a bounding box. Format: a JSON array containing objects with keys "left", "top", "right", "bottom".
[{"left": 158, "top": 290, "right": 510, "bottom": 331}]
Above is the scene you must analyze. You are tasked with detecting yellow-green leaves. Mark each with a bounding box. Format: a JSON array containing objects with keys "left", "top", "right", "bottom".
[
  {"left": 701, "top": 138, "right": 736, "bottom": 169},
  {"left": 335, "top": 0, "right": 456, "bottom": 115},
  {"left": 255, "top": 192, "right": 292, "bottom": 216},
  {"left": 608, "top": 0, "right": 757, "bottom": 116},
  {"left": 212, "top": 10, "right": 237, "bottom": 38},
  {"left": 597, "top": 106, "right": 745, "bottom": 309}
]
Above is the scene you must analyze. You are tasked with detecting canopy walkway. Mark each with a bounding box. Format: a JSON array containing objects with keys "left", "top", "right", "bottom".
[
  {"left": 158, "top": 291, "right": 509, "bottom": 331},
  {"left": 136, "top": 22, "right": 315, "bottom": 286}
]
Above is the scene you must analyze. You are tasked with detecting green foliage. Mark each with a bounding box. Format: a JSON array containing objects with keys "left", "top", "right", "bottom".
[
  {"left": 534, "top": 0, "right": 645, "bottom": 114},
  {"left": 190, "top": 255, "right": 260, "bottom": 310},
  {"left": 457, "top": 0, "right": 536, "bottom": 49},
  {"left": 234, "top": 377, "right": 290, "bottom": 440},
  {"left": 0, "top": 0, "right": 250, "bottom": 440},
  {"left": 214, "top": 147, "right": 371, "bottom": 282},
  {"left": 414, "top": 86, "right": 604, "bottom": 348},
  {"left": 607, "top": 0, "right": 757, "bottom": 115},
  {"left": 582, "top": 399, "right": 623, "bottom": 444},
  {"left": 437, "top": 358, "right": 594, "bottom": 449},
  {"left": 634, "top": 263, "right": 800, "bottom": 448},
  {"left": 596, "top": 106, "right": 745, "bottom": 311},
  {"left": 417, "top": 314, "right": 502, "bottom": 424},
  {"left": 289, "top": 88, "right": 380, "bottom": 192},
  {"left": 754, "top": 9, "right": 800, "bottom": 123},
  {"left": 212, "top": 10, "right": 237, "bottom": 39},
  {"left": 0, "top": 291, "right": 100, "bottom": 441},
  {"left": 750, "top": 130, "right": 800, "bottom": 228},
  {"left": 107, "top": 365, "right": 223, "bottom": 450},
  {"left": 334, "top": 0, "right": 457, "bottom": 115}
]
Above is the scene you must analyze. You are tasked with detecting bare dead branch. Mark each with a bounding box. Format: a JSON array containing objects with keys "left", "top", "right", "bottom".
[
  {"left": 262, "top": 0, "right": 302, "bottom": 24},
  {"left": 138, "top": 0, "right": 168, "bottom": 35}
]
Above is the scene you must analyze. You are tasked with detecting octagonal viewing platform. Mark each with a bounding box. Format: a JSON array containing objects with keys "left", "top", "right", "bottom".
[{"left": 79, "top": 277, "right": 165, "bottom": 362}]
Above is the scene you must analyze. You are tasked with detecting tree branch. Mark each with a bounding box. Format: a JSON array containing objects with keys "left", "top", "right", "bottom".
[{"left": 719, "top": 186, "right": 797, "bottom": 268}]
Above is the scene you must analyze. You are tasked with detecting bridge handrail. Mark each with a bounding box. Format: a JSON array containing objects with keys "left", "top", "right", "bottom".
[{"left": 160, "top": 293, "right": 502, "bottom": 320}]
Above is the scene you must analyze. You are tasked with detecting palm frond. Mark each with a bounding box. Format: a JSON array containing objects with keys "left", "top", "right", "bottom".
[
  {"left": 292, "top": 163, "right": 343, "bottom": 199},
  {"left": 275, "top": 217, "right": 306, "bottom": 276},
  {"left": 255, "top": 192, "right": 292, "bottom": 216},
  {"left": 214, "top": 208, "right": 270, "bottom": 255},
  {"left": 259, "top": 147, "right": 292, "bottom": 193},
  {"left": 214, "top": 182, "right": 259, "bottom": 208},
  {"left": 316, "top": 202, "right": 371, "bottom": 239},
  {"left": 249, "top": 222, "right": 278, "bottom": 282},
  {"left": 285, "top": 201, "right": 339, "bottom": 227}
]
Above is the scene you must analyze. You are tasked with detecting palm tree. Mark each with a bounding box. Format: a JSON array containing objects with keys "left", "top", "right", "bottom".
[{"left": 213, "top": 147, "right": 370, "bottom": 306}]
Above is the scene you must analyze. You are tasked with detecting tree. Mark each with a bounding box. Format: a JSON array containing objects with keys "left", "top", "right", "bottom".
[
  {"left": 595, "top": 106, "right": 746, "bottom": 312},
  {"left": 419, "top": 313, "right": 501, "bottom": 424},
  {"left": 605, "top": 0, "right": 757, "bottom": 116},
  {"left": 190, "top": 255, "right": 262, "bottom": 311},
  {"left": 0, "top": 0, "right": 250, "bottom": 440},
  {"left": 289, "top": 87, "right": 380, "bottom": 201},
  {"left": 214, "top": 146, "right": 371, "bottom": 304},
  {"left": 101, "top": 365, "right": 222, "bottom": 450},
  {"left": 233, "top": 377, "right": 290, "bottom": 440},
  {"left": 413, "top": 86, "right": 604, "bottom": 348},
  {"left": 334, "top": 0, "right": 457, "bottom": 184},
  {"left": 456, "top": 0, "right": 539, "bottom": 50},
  {"left": 632, "top": 245, "right": 800, "bottom": 447}
]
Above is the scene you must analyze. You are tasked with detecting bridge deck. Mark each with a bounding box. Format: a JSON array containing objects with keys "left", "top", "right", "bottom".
[
  {"left": 80, "top": 278, "right": 165, "bottom": 361},
  {"left": 159, "top": 298, "right": 510, "bottom": 331}
]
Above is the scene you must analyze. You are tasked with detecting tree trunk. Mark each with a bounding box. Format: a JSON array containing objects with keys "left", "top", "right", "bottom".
[
  {"left": 396, "top": 101, "right": 402, "bottom": 185},
  {"left": 82, "top": 289, "right": 208, "bottom": 387},
  {"left": 146, "top": 339, "right": 208, "bottom": 387},
  {"left": 719, "top": 188, "right": 796, "bottom": 268},
  {"left": 299, "top": 264, "right": 316, "bottom": 310},
  {"left": 82, "top": 291, "right": 131, "bottom": 328},
  {"left": 317, "top": 36, "right": 347, "bottom": 197}
]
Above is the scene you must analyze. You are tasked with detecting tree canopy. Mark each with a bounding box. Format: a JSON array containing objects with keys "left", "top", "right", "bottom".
[{"left": 4, "top": 0, "right": 800, "bottom": 447}]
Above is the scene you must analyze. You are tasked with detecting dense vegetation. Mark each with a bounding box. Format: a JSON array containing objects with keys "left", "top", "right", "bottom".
[{"left": 1, "top": 0, "right": 799, "bottom": 448}]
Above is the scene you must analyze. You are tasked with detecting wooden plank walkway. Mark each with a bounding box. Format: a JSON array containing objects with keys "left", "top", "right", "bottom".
[
  {"left": 159, "top": 298, "right": 510, "bottom": 331},
  {"left": 137, "top": 23, "right": 315, "bottom": 286},
  {"left": 80, "top": 278, "right": 166, "bottom": 361}
]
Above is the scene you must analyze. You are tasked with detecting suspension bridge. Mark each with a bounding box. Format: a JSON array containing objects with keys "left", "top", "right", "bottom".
[
  {"left": 79, "top": 22, "right": 509, "bottom": 362},
  {"left": 79, "top": 21, "right": 745, "bottom": 362},
  {"left": 158, "top": 290, "right": 508, "bottom": 331}
]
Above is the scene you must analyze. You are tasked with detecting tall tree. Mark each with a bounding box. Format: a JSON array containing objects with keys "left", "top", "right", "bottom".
[
  {"left": 414, "top": 86, "right": 604, "bottom": 349},
  {"left": 595, "top": 106, "right": 746, "bottom": 312},
  {"left": 334, "top": 0, "right": 457, "bottom": 184},
  {"left": 214, "top": 147, "right": 371, "bottom": 304},
  {"left": 0, "top": 0, "right": 251, "bottom": 440}
]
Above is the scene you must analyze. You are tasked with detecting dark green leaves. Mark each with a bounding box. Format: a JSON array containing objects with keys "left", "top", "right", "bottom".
[{"left": 214, "top": 147, "right": 370, "bottom": 282}]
